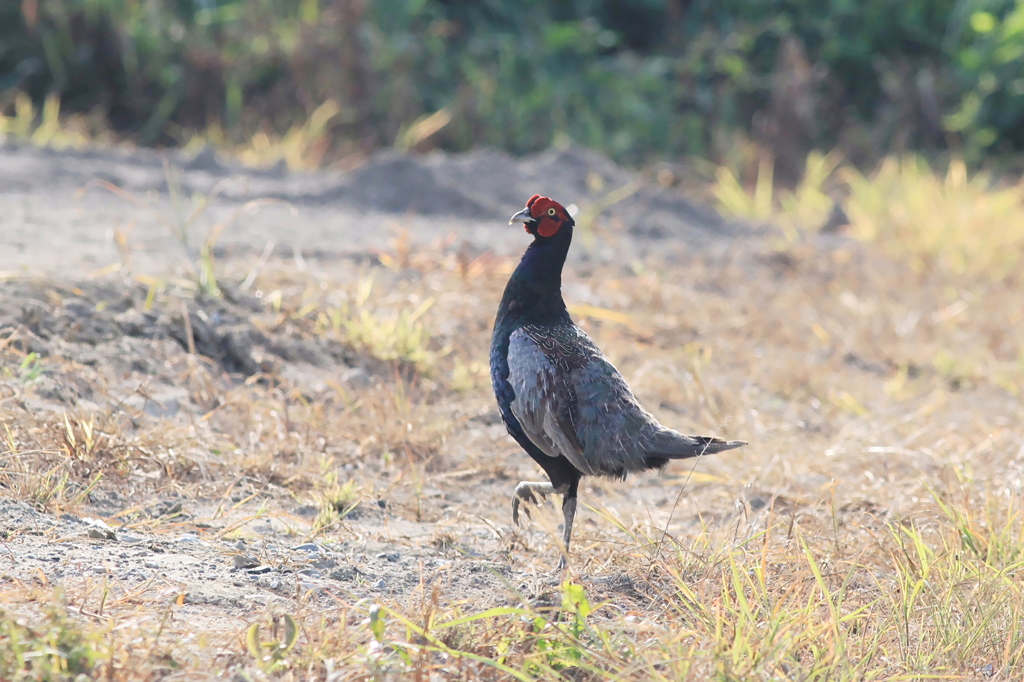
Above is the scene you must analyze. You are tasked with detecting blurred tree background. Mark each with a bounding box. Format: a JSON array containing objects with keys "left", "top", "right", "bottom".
[{"left": 2, "top": 0, "right": 1023, "bottom": 178}]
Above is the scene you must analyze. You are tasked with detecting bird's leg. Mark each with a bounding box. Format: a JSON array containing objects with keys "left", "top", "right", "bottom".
[
  {"left": 511, "top": 481, "right": 554, "bottom": 526},
  {"left": 556, "top": 493, "right": 577, "bottom": 572}
]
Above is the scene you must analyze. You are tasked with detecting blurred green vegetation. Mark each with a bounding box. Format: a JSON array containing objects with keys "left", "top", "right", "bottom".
[{"left": 2, "top": 0, "right": 1023, "bottom": 173}]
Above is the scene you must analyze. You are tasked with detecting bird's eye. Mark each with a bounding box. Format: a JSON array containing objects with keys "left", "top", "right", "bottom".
[{"left": 547, "top": 207, "right": 557, "bottom": 217}]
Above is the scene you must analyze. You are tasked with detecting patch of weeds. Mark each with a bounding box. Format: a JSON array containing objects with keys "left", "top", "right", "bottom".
[
  {"left": 352, "top": 585, "right": 623, "bottom": 679},
  {"left": 0, "top": 416, "right": 111, "bottom": 513},
  {"left": 324, "top": 272, "right": 441, "bottom": 371},
  {"left": 0, "top": 597, "right": 106, "bottom": 680},
  {"left": 712, "top": 145, "right": 842, "bottom": 238},
  {"left": 345, "top": 304, "right": 436, "bottom": 368},
  {"left": 187, "top": 100, "right": 341, "bottom": 171},
  {"left": 311, "top": 464, "right": 361, "bottom": 536},
  {"left": 25, "top": 466, "right": 72, "bottom": 511},
  {"left": 845, "top": 157, "right": 1024, "bottom": 281},
  {"left": 526, "top": 583, "right": 596, "bottom": 674},
  {"left": 0, "top": 92, "right": 108, "bottom": 149},
  {"left": 886, "top": 516, "right": 1024, "bottom": 673},
  {"left": 246, "top": 613, "right": 300, "bottom": 674},
  {"left": 714, "top": 148, "right": 1024, "bottom": 282},
  {"left": 714, "top": 151, "right": 781, "bottom": 224},
  {"left": 19, "top": 352, "right": 43, "bottom": 383},
  {"left": 656, "top": 535, "right": 879, "bottom": 679},
  {"left": 927, "top": 486, "right": 1024, "bottom": 570},
  {"left": 60, "top": 413, "right": 102, "bottom": 461}
]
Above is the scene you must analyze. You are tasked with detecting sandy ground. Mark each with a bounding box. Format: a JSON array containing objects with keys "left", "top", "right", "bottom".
[
  {"left": 0, "top": 142, "right": 734, "bottom": 277},
  {"left": 3, "top": 139, "right": 1023, "bottom": 681},
  {"left": 0, "top": 141, "right": 749, "bottom": 635}
]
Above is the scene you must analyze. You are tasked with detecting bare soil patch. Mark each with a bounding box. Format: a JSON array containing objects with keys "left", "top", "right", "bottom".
[{"left": 1, "top": 142, "right": 1022, "bottom": 679}]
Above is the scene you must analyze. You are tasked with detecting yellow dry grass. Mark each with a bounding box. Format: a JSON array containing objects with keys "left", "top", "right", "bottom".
[
  {"left": 714, "top": 149, "right": 1024, "bottom": 283},
  {"left": 1, "top": 156, "right": 1023, "bottom": 680}
]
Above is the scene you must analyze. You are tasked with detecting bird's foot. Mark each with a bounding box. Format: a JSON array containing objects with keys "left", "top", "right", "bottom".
[{"left": 511, "top": 481, "right": 553, "bottom": 527}]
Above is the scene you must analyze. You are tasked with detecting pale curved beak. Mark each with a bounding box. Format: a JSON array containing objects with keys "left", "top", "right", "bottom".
[{"left": 508, "top": 207, "right": 533, "bottom": 225}]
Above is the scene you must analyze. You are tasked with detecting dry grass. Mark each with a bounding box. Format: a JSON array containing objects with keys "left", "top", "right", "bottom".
[
  {"left": 1, "top": 93, "right": 348, "bottom": 172},
  {"left": 714, "top": 149, "right": 1024, "bottom": 284},
  {"left": 0, "top": 92, "right": 115, "bottom": 150},
  {"left": 181, "top": 100, "right": 347, "bottom": 171},
  {"left": 2, "top": 157, "right": 1024, "bottom": 680}
]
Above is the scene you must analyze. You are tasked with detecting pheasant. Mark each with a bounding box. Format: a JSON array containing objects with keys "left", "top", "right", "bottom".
[{"left": 490, "top": 194, "right": 746, "bottom": 570}]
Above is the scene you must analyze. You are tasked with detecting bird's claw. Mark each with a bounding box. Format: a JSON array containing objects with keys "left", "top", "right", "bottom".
[
  {"left": 511, "top": 496, "right": 526, "bottom": 526},
  {"left": 511, "top": 483, "right": 548, "bottom": 527},
  {"left": 512, "top": 494, "right": 535, "bottom": 527}
]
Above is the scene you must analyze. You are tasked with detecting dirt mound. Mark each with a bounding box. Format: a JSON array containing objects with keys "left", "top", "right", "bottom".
[
  {"left": 311, "top": 145, "right": 729, "bottom": 239},
  {"left": 0, "top": 279, "right": 365, "bottom": 417},
  {"left": 2, "top": 141, "right": 732, "bottom": 243}
]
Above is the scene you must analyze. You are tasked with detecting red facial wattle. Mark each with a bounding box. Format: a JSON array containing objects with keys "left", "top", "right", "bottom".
[
  {"left": 513, "top": 194, "right": 569, "bottom": 238},
  {"left": 536, "top": 218, "right": 559, "bottom": 237}
]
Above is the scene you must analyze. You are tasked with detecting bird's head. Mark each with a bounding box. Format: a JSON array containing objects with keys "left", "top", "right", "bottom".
[{"left": 508, "top": 195, "right": 574, "bottom": 239}]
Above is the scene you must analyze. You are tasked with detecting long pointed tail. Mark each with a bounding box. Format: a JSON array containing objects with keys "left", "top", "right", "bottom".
[{"left": 651, "top": 429, "right": 747, "bottom": 459}]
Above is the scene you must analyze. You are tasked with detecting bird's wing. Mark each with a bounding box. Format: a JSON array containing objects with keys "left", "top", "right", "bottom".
[
  {"left": 508, "top": 324, "right": 742, "bottom": 478},
  {"left": 507, "top": 324, "right": 649, "bottom": 476},
  {"left": 506, "top": 326, "right": 588, "bottom": 469},
  {"left": 564, "top": 338, "right": 659, "bottom": 475}
]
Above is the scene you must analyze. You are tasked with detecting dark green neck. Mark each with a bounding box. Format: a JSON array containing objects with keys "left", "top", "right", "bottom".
[{"left": 497, "top": 225, "right": 574, "bottom": 327}]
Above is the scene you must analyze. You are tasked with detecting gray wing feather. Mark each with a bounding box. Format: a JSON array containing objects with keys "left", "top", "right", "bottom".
[
  {"left": 569, "top": 354, "right": 663, "bottom": 474},
  {"left": 508, "top": 328, "right": 598, "bottom": 474},
  {"left": 507, "top": 325, "right": 743, "bottom": 478},
  {"left": 507, "top": 327, "right": 650, "bottom": 476}
]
